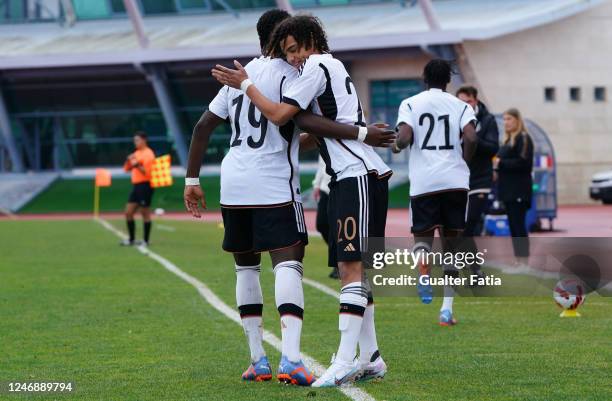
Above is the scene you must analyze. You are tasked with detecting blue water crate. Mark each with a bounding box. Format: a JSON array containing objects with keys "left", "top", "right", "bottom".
[{"left": 484, "top": 215, "right": 511, "bottom": 236}]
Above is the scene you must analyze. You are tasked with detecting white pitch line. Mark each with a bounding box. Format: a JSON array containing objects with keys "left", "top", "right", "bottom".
[
  {"left": 96, "top": 218, "right": 375, "bottom": 401},
  {"left": 303, "top": 277, "right": 340, "bottom": 299},
  {"left": 156, "top": 224, "right": 177, "bottom": 232}
]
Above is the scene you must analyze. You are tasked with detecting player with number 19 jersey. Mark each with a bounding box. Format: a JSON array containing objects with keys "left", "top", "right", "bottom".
[
  {"left": 209, "top": 56, "right": 301, "bottom": 207},
  {"left": 208, "top": 56, "right": 307, "bottom": 254}
]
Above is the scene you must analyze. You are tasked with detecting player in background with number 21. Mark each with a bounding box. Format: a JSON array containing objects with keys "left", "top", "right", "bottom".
[{"left": 392, "top": 59, "right": 478, "bottom": 326}]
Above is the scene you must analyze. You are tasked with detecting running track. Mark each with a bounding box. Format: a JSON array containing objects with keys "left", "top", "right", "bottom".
[{"left": 7, "top": 205, "right": 612, "bottom": 237}]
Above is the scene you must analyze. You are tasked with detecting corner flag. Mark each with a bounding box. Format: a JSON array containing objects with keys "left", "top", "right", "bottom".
[
  {"left": 150, "top": 155, "right": 173, "bottom": 188},
  {"left": 93, "top": 168, "right": 112, "bottom": 218},
  {"left": 95, "top": 168, "right": 112, "bottom": 187}
]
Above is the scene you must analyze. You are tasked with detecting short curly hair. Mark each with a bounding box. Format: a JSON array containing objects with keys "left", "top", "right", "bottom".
[
  {"left": 423, "top": 59, "right": 453, "bottom": 88},
  {"left": 268, "top": 15, "right": 330, "bottom": 59},
  {"left": 256, "top": 9, "right": 291, "bottom": 55}
]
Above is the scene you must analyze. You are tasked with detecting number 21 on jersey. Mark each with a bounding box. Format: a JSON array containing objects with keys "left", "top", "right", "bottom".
[{"left": 419, "top": 113, "right": 454, "bottom": 151}]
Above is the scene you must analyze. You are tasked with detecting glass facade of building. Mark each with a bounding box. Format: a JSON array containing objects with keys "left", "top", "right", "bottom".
[
  {"left": 370, "top": 79, "right": 424, "bottom": 126},
  {"left": 4, "top": 71, "right": 422, "bottom": 170},
  {"left": 4, "top": 65, "right": 231, "bottom": 169},
  {"left": 0, "top": 1, "right": 425, "bottom": 170}
]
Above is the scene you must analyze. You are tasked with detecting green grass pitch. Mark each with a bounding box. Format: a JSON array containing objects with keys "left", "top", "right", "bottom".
[{"left": 1, "top": 219, "right": 610, "bottom": 400}]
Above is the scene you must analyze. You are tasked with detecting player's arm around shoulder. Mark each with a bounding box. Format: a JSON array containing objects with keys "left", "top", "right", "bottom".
[
  {"left": 293, "top": 111, "right": 395, "bottom": 148},
  {"left": 280, "top": 57, "right": 327, "bottom": 118},
  {"left": 212, "top": 60, "right": 298, "bottom": 126}
]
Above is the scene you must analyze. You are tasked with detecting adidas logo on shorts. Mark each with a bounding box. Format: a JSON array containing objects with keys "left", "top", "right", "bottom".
[{"left": 344, "top": 243, "right": 356, "bottom": 252}]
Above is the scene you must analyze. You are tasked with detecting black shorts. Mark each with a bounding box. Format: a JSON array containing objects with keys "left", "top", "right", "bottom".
[
  {"left": 221, "top": 202, "right": 308, "bottom": 254},
  {"left": 328, "top": 173, "right": 389, "bottom": 267},
  {"left": 128, "top": 182, "right": 154, "bottom": 207},
  {"left": 410, "top": 190, "right": 467, "bottom": 233}
]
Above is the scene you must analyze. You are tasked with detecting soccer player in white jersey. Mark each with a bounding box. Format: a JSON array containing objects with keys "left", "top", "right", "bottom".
[
  {"left": 392, "top": 59, "right": 478, "bottom": 325},
  {"left": 212, "top": 15, "right": 392, "bottom": 387},
  {"left": 183, "top": 10, "right": 319, "bottom": 386}
]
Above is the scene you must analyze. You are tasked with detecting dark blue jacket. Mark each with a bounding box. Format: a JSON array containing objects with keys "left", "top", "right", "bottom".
[{"left": 468, "top": 102, "right": 499, "bottom": 190}]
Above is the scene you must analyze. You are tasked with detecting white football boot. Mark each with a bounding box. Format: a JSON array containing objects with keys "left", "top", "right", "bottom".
[
  {"left": 357, "top": 353, "right": 387, "bottom": 381},
  {"left": 311, "top": 354, "right": 360, "bottom": 388}
]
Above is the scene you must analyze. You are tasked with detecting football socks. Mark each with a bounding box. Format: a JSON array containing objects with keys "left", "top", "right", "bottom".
[
  {"left": 274, "top": 261, "right": 305, "bottom": 363},
  {"left": 337, "top": 282, "right": 368, "bottom": 363},
  {"left": 235, "top": 264, "right": 265, "bottom": 362}
]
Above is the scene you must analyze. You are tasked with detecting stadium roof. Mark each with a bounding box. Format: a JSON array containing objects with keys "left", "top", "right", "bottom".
[{"left": 0, "top": 0, "right": 601, "bottom": 69}]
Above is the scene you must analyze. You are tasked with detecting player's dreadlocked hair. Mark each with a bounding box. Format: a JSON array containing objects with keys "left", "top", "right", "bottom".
[
  {"left": 268, "top": 15, "right": 330, "bottom": 58},
  {"left": 256, "top": 9, "right": 291, "bottom": 55},
  {"left": 423, "top": 59, "right": 453, "bottom": 88}
]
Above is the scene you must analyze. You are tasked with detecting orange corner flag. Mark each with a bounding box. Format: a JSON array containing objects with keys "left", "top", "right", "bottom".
[
  {"left": 95, "top": 168, "right": 112, "bottom": 187},
  {"left": 93, "top": 168, "right": 111, "bottom": 218},
  {"left": 150, "top": 155, "right": 173, "bottom": 188}
]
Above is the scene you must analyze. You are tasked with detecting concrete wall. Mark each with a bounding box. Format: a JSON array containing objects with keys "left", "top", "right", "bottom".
[
  {"left": 350, "top": 53, "right": 431, "bottom": 116},
  {"left": 462, "top": 0, "right": 612, "bottom": 204}
]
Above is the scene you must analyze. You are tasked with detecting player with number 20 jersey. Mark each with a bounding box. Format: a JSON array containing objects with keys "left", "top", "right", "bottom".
[{"left": 282, "top": 53, "right": 392, "bottom": 263}]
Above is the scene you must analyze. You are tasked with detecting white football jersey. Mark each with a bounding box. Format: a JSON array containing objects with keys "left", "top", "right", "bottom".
[
  {"left": 209, "top": 57, "right": 300, "bottom": 207},
  {"left": 282, "top": 54, "right": 391, "bottom": 182},
  {"left": 396, "top": 88, "right": 476, "bottom": 197}
]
